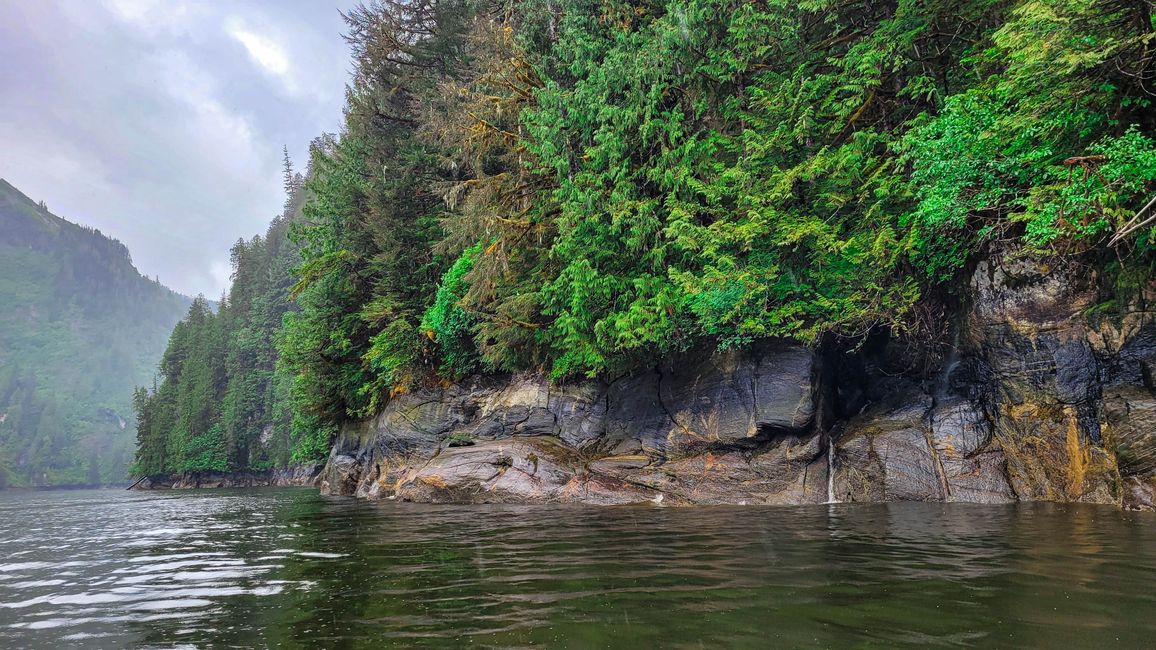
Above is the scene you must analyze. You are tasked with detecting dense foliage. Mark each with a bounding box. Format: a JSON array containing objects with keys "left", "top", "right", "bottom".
[
  {"left": 131, "top": 167, "right": 309, "bottom": 476},
  {"left": 136, "top": 0, "right": 1156, "bottom": 475},
  {"left": 0, "top": 179, "right": 190, "bottom": 487}
]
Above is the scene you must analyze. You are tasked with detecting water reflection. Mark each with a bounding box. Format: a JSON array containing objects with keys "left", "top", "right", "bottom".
[{"left": 1, "top": 490, "right": 1155, "bottom": 648}]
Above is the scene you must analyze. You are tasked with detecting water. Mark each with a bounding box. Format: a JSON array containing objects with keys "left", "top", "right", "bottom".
[
  {"left": 826, "top": 435, "right": 837, "bottom": 504},
  {"left": 2, "top": 490, "right": 1156, "bottom": 648},
  {"left": 934, "top": 328, "right": 962, "bottom": 405}
]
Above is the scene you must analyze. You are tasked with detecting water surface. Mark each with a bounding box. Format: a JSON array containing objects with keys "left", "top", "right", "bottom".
[{"left": 1, "top": 488, "right": 1154, "bottom": 648}]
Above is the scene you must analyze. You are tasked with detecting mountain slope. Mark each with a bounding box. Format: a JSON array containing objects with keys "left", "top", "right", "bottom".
[{"left": 0, "top": 178, "right": 190, "bottom": 487}]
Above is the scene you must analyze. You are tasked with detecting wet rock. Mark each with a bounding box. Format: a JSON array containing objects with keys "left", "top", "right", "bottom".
[
  {"left": 931, "top": 399, "right": 990, "bottom": 456},
  {"left": 753, "top": 344, "right": 816, "bottom": 430},
  {"left": 319, "top": 454, "right": 361, "bottom": 497},
  {"left": 967, "top": 258, "right": 1100, "bottom": 409},
  {"left": 321, "top": 341, "right": 820, "bottom": 504},
  {"left": 471, "top": 376, "right": 556, "bottom": 438},
  {"left": 942, "top": 448, "right": 1015, "bottom": 504},
  {"left": 1105, "top": 385, "right": 1156, "bottom": 476},
  {"left": 965, "top": 256, "right": 1118, "bottom": 503},
  {"left": 551, "top": 382, "right": 608, "bottom": 448},
  {"left": 598, "top": 434, "right": 826, "bottom": 505},
  {"left": 656, "top": 343, "right": 815, "bottom": 452},
  {"left": 601, "top": 371, "right": 672, "bottom": 454},
  {"left": 1143, "top": 355, "right": 1156, "bottom": 393},
  {"left": 930, "top": 400, "right": 1014, "bottom": 503},
  {"left": 832, "top": 386, "right": 1013, "bottom": 504},
  {"left": 1095, "top": 317, "right": 1156, "bottom": 385},
  {"left": 1123, "top": 476, "right": 1156, "bottom": 511},
  {"left": 832, "top": 389, "right": 942, "bottom": 502},
  {"left": 386, "top": 438, "right": 657, "bottom": 505}
]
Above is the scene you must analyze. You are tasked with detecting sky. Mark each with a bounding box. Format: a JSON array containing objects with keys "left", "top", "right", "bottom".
[{"left": 0, "top": 0, "right": 358, "bottom": 297}]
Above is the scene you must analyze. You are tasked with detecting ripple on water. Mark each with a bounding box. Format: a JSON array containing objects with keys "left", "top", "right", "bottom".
[{"left": 2, "top": 490, "right": 1156, "bottom": 648}]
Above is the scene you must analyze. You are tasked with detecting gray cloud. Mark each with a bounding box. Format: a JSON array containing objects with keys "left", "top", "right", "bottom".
[{"left": 0, "top": 0, "right": 357, "bottom": 296}]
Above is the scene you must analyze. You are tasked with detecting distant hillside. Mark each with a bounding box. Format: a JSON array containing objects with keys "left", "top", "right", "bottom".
[{"left": 0, "top": 178, "right": 191, "bottom": 487}]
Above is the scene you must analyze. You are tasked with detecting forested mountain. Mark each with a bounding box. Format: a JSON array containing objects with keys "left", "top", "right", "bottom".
[
  {"left": 0, "top": 179, "right": 190, "bottom": 487},
  {"left": 136, "top": 0, "right": 1156, "bottom": 477}
]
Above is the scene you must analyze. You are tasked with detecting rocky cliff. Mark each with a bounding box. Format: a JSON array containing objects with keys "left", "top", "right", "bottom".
[{"left": 319, "top": 255, "right": 1156, "bottom": 508}]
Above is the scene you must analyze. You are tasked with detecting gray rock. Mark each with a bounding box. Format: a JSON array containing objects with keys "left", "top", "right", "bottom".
[
  {"left": 873, "top": 427, "right": 946, "bottom": 501},
  {"left": 655, "top": 343, "right": 813, "bottom": 448},
  {"left": 551, "top": 382, "right": 608, "bottom": 448},
  {"left": 931, "top": 399, "right": 991, "bottom": 456},
  {"left": 930, "top": 399, "right": 1014, "bottom": 503},
  {"left": 320, "top": 340, "right": 820, "bottom": 504},
  {"left": 828, "top": 384, "right": 941, "bottom": 502},
  {"left": 832, "top": 389, "right": 1013, "bottom": 504},
  {"left": 963, "top": 255, "right": 1119, "bottom": 501},
  {"left": 1105, "top": 385, "right": 1156, "bottom": 476},
  {"left": 599, "top": 434, "right": 826, "bottom": 505},
  {"left": 319, "top": 454, "right": 360, "bottom": 497},
  {"left": 601, "top": 371, "right": 673, "bottom": 454},
  {"left": 753, "top": 343, "right": 815, "bottom": 431},
  {"left": 661, "top": 351, "right": 761, "bottom": 446},
  {"left": 1142, "top": 354, "right": 1156, "bottom": 394},
  {"left": 389, "top": 438, "right": 657, "bottom": 505}
]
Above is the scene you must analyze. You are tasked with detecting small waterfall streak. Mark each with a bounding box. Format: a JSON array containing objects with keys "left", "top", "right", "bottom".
[
  {"left": 934, "top": 329, "right": 962, "bottom": 403},
  {"left": 825, "top": 435, "right": 837, "bottom": 505}
]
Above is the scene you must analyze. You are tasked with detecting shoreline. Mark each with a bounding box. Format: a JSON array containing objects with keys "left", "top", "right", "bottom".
[{"left": 131, "top": 465, "right": 322, "bottom": 491}]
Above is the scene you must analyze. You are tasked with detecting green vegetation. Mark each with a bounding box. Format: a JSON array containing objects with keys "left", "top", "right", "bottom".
[
  {"left": 0, "top": 179, "right": 190, "bottom": 487},
  {"left": 130, "top": 166, "right": 308, "bottom": 476},
  {"left": 421, "top": 243, "right": 484, "bottom": 378},
  {"left": 135, "top": 0, "right": 1156, "bottom": 475}
]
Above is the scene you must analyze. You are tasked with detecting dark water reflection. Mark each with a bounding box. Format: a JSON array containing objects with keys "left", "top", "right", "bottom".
[{"left": 1, "top": 489, "right": 1155, "bottom": 648}]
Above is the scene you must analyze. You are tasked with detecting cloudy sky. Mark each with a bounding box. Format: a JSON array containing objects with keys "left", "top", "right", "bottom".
[{"left": 0, "top": 0, "right": 358, "bottom": 297}]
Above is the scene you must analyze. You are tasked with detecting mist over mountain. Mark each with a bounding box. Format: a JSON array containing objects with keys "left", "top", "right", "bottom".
[{"left": 0, "top": 178, "right": 190, "bottom": 487}]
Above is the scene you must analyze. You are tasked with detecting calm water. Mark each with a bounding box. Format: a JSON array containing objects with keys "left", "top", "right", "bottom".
[{"left": 1, "top": 490, "right": 1155, "bottom": 648}]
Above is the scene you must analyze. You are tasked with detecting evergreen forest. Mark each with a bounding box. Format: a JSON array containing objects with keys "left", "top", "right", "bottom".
[
  {"left": 0, "top": 179, "right": 190, "bottom": 487},
  {"left": 133, "top": 0, "right": 1156, "bottom": 476}
]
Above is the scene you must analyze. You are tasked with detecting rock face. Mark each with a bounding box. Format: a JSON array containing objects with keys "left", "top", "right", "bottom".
[
  {"left": 319, "top": 342, "right": 826, "bottom": 505},
  {"left": 321, "top": 254, "right": 1156, "bottom": 508},
  {"left": 831, "top": 386, "right": 1014, "bottom": 504}
]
